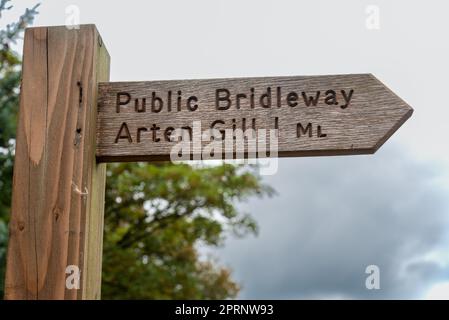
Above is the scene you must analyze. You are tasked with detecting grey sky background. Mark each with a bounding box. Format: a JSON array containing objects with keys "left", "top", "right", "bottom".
[{"left": 2, "top": 0, "right": 449, "bottom": 298}]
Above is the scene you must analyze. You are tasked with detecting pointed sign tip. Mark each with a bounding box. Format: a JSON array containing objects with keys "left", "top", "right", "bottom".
[{"left": 372, "top": 106, "right": 414, "bottom": 154}]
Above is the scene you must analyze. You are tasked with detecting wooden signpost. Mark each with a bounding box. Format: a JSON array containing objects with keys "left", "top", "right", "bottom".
[
  {"left": 4, "top": 25, "right": 413, "bottom": 299},
  {"left": 97, "top": 75, "right": 412, "bottom": 161}
]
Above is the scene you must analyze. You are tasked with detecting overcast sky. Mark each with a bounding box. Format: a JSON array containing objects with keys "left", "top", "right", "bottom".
[{"left": 2, "top": 0, "right": 449, "bottom": 299}]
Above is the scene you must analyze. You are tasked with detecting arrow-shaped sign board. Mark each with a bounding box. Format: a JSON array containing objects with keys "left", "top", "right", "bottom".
[{"left": 96, "top": 74, "right": 412, "bottom": 162}]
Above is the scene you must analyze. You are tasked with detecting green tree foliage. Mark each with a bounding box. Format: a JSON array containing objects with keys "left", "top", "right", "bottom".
[
  {"left": 0, "top": 1, "right": 274, "bottom": 299},
  {"left": 0, "top": 0, "right": 39, "bottom": 298},
  {"left": 102, "top": 163, "right": 273, "bottom": 299}
]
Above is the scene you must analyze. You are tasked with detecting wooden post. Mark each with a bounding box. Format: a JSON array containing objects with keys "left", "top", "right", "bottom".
[{"left": 4, "top": 25, "right": 110, "bottom": 299}]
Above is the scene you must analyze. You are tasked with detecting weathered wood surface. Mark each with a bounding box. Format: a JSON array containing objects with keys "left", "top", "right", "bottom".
[
  {"left": 97, "top": 74, "right": 413, "bottom": 162},
  {"left": 5, "top": 25, "right": 110, "bottom": 300}
]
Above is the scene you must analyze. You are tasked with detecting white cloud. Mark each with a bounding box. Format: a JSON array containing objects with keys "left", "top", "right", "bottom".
[
  {"left": 210, "top": 143, "right": 449, "bottom": 299},
  {"left": 425, "top": 282, "right": 449, "bottom": 300}
]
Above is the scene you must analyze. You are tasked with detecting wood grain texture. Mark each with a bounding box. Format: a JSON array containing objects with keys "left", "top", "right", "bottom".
[
  {"left": 5, "top": 25, "right": 110, "bottom": 300},
  {"left": 97, "top": 74, "right": 413, "bottom": 162}
]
